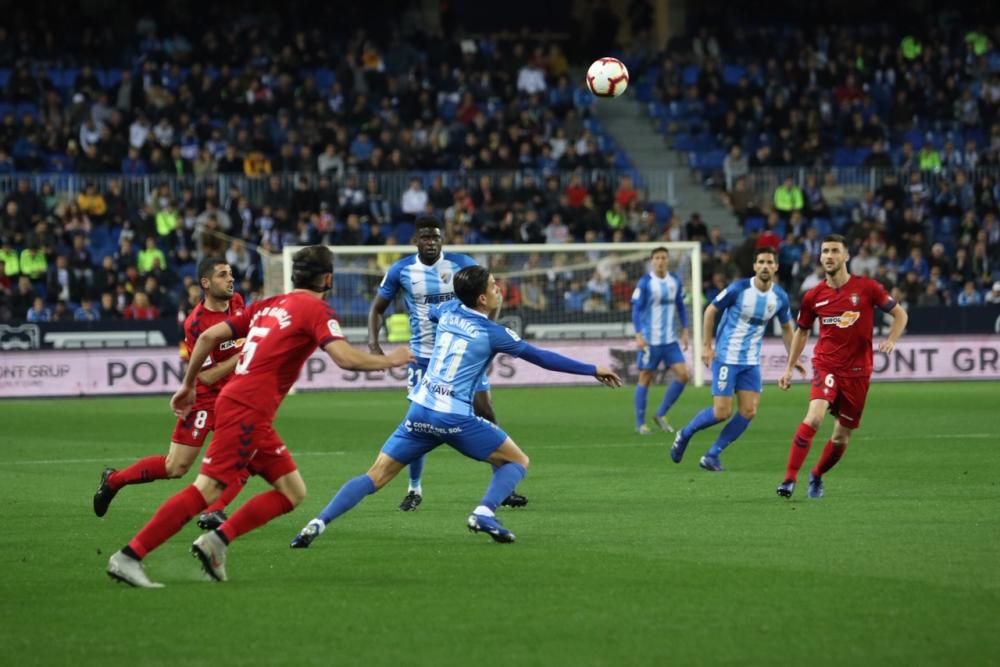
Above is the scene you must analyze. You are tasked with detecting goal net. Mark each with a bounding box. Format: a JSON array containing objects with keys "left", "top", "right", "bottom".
[{"left": 277, "top": 242, "right": 705, "bottom": 386}]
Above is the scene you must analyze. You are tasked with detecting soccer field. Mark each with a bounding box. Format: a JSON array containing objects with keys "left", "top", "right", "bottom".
[{"left": 1, "top": 382, "right": 998, "bottom": 666}]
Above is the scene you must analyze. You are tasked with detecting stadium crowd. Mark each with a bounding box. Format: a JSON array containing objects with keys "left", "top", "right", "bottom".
[
  {"left": 637, "top": 23, "right": 1000, "bottom": 308},
  {"left": 1, "top": 8, "right": 999, "bottom": 324}
]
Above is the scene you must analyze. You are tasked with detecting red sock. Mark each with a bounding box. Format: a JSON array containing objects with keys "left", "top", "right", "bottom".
[
  {"left": 785, "top": 422, "right": 818, "bottom": 482},
  {"left": 203, "top": 472, "right": 249, "bottom": 514},
  {"left": 108, "top": 455, "right": 168, "bottom": 490},
  {"left": 127, "top": 485, "right": 207, "bottom": 559},
  {"left": 219, "top": 490, "right": 294, "bottom": 544},
  {"left": 811, "top": 440, "right": 847, "bottom": 477}
]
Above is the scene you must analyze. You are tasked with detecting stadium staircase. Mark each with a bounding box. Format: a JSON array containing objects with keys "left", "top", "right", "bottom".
[{"left": 593, "top": 97, "right": 741, "bottom": 243}]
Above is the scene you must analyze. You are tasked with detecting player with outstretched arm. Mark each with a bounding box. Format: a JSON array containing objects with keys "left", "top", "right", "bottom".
[
  {"left": 776, "top": 235, "right": 908, "bottom": 498},
  {"left": 291, "top": 265, "right": 622, "bottom": 547}
]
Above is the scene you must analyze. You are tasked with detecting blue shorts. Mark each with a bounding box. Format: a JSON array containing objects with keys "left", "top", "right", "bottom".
[
  {"left": 711, "top": 361, "right": 762, "bottom": 396},
  {"left": 381, "top": 403, "right": 509, "bottom": 464},
  {"left": 637, "top": 343, "right": 686, "bottom": 371},
  {"left": 409, "top": 358, "right": 490, "bottom": 393}
]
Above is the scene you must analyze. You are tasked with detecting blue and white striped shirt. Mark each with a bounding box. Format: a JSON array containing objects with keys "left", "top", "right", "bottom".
[
  {"left": 712, "top": 278, "right": 791, "bottom": 366},
  {"left": 631, "top": 272, "right": 688, "bottom": 345},
  {"left": 377, "top": 252, "right": 478, "bottom": 358}
]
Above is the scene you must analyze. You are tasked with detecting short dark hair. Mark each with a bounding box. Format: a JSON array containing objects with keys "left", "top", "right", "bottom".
[
  {"left": 754, "top": 246, "right": 778, "bottom": 261},
  {"left": 822, "top": 234, "right": 848, "bottom": 248},
  {"left": 454, "top": 265, "right": 490, "bottom": 308},
  {"left": 414, "top": 215, "right": 443, "bottom": 233},
  {"left": 197, "top": 257, "right": 227, "bottom": 282},
  {"left": 291, "top": 245, "right": 334, "bottom": 290},
  {"left": 650, "top": 246, "right": 669, "bottom": 258}
]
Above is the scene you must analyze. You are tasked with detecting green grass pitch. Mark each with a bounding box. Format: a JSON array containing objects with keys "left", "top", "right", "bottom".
[{"left": 1, "top": 382, "right": 998, "bottom": 666}]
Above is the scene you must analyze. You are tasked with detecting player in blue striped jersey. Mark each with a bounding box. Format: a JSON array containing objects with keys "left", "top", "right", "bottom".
[
  {"left": 367, "top": 217, "right": 526, "bottom": 510},
  {"left": 631, "top": 247, "right": 690, "bottom": 434},
  {"left": 671, "top": 247, "right": 805, "bottom": 470},
  {"left": 292, "top": 266, "right": 622, "bottom": 546}
]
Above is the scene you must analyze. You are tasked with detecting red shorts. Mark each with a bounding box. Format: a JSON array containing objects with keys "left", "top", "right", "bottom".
[
  {"left": 199, "top": 396, "right": 297, "bottom": 487},
  {"left": 170, "top": 403, "right": 216, "bottom": 447},
  {"left": 810, "top": 370, "right": 871, "bottom": 429}
]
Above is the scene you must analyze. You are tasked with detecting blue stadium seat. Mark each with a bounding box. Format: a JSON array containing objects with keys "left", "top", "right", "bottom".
[
  {"left": 682, "top": 64, "right": 699, "bottom": 86},
  {"left": 813, "top": 218, "right": 833, "bottom": 236},
  {"left": 651, "top": 201, "right": 672, "bottom": 223},
  {"left": 744, "top": 217, "right": 765, "bottom": 234},
  {"left": 392, "top": 222, "right": 414, "bottom": 242},
  {"left": 722, "top": 64, "right": 746, "bottom": 85}
]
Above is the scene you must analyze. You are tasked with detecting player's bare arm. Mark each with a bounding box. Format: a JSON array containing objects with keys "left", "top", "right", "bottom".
[
  {"left": 779, "top": 327, "right": 811, "bottom": 390},
  {"left": 702, "top": 303, "right": 718, "bottom": 366},
  {"left": 366, "top": 295, "right": 392, "bottom": 355},
  {"left": 635, "top": 331, "right": 648, "bottom": 350},
  {"left": 595, "top": 366, "right": 624, "bottom": 387},
  {"left": 171, "top": 321, "right": 233, "bottom": 417},
  {"left": 197, "top": 352, "right": 240, "bottom": 386},
  {"left": 781, "top": 322, "right": 808, "bottom": 376},
  {"left": 679, "top": 327, "right": 690, "bottom": 351},
  {"left": 878, "top": 303, "right": 908, "bottom": 354},
  {"left": 325, "top": 339, "right": 414, "bottom": 371}
]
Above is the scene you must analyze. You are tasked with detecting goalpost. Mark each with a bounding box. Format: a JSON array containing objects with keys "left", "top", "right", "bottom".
[{"left": 278, "top": 242, "right": 705, "bottom": 386}]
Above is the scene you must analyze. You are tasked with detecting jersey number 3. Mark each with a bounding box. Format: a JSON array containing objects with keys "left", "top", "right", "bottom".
[{"left": 235, "top": 326, "right": 271, "bottom": 375}]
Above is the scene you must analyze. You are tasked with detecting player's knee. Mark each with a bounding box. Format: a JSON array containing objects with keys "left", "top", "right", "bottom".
[
  {"left": 739, "top": 406, "right": 757, "bottom": 420},
  {"left": 713, "top": 404, "right": 733, "bottom": 420},
  {"left": 802, "top": 414, "right": 823, "bottom": 430},
  {"left": 282, "top": 486, "right": 306, "bottom": 507},
  {"left": 164, "top": 459, "right": 191, "bottom": 478},
  {"left": 831, "top": 433, "right": 850, "bottom": 447},
  {"left": 517, "top": 452, "right": 530, "bottom": 469},
  {"left": 675, "top": 368, "right": 690, "bottom": 384}
]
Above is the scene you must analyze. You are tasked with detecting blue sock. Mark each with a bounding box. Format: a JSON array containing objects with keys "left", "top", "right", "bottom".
[
  {"left": 708, "top": 414, "right": 753, "bottom": 458},
  {"left": 317, "top": 474, "right": 377, "bottom": 525},
  {"left": 681, "top": 407, "right": 722, "bottom": 441},
  {"left": 408, "top": 455, "right": 424, "bottom": 490},
  {"left": 634, "top": 385, "right": 649, "bottom": 427},
  {"left": 480, "top": 463, "right": 527, "bottom": 512},
  {"left": 656, "top": 380, "right": 686, "bottom": 417}
]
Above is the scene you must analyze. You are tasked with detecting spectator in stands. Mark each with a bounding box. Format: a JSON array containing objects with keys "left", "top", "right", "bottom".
[
  {"left": 26, "top": 296, "right": 52, "bottom": 322},
  {"left": 74, "top": 296, "right": 100, "bottom": 321},
  {"left": 957, "top": 280, "right": 983, "bottom": 306},
  {"left": 99, "top": 292, "right": 121, "bottom": 320},
  {"left": 123, "top": 291, "right": 160, "bottom": 319},
  {"left": 985, "top": 281, "right": 1000, "bottom": 305},
  {"left": 773, "top": 176, "right": 804, "bottom": 218},
  {"left": 20, "top": 243, "right": 48, "bottom": 280},
  {"left": 137, "top": 237, "right": 167, "bottom": 275},
  {"left": 684, "top": 212, "right": 708, "bottom": 243},
  {"left": 723, "top": 145, "right": 748, "bottom": 191}
]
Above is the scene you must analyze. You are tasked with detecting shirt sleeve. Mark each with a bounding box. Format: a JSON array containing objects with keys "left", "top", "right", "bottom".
[
  {"left": 796, "top": 289, "right": 816, "bottom": 329},
  {"left": 869, "top": 278, "right": 896, "bottom": 312},
  {"left": 376, "top": 261, "right": 402, "bottom": 301},
  {"left": 225, "top": 302, "right": 257, "bottom": 339},
  {"left": 776, "top": 288, "right": 792, "bottom": 325},
  {"left": 313, "top": 303, "right": 346, "bottom": 348},
  {"left": 630, "top": 276, "right": 648, "bottom": 332},
  {"left": 713, "top": 280, "right": 742, "bottom": 311},
  {"left": 672, "top": 273, "right": 689, "bottom": 328},
  {"left": 487, "top": 322, "right": 529, "bottom": 356}
]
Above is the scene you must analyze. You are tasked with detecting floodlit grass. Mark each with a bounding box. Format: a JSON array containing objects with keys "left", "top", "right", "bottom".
[{"left": 1, "top": 382, "right": 998, "bottom": 666}]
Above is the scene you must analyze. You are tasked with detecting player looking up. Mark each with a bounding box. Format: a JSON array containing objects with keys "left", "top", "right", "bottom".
[
  {"left": 776, "top": 235, "right": 908, "bottom": 498},
  {"left": 670, "top": 247, "right": 805, "bottom": 470},
  {"left": 368, "top": 215, "right": 526, "bottom": 510},
  {"left": 105, "top": 245, "right": 412, "bottom": 587},
  {"left": 291, "top": 265, "right": 622, "bottom": 548},
  {"left": 93, "top": 258, "right": 247, "bottom": 526},
  {"left": 631, "top": 247, "right": 690, "bottom": 434}
]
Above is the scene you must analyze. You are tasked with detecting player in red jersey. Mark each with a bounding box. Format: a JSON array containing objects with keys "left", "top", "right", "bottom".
[
  {"left": 93, "top": 257, "right": 248, "bottom": 523},
  {"left": 776, "top": 235, "right": 908, "bottom": 498},
  {"left": 105, "top": 245, "right": 413, "bottom": 587}
]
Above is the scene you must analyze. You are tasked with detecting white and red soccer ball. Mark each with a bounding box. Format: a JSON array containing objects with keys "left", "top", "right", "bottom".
[{"left": 586, "top": 57, "right": 629, "bottom": 98}]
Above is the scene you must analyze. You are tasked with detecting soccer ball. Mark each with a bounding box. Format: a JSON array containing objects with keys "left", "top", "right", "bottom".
[{"left": 586, "top": 57, "right": 629, "bottom": 98}]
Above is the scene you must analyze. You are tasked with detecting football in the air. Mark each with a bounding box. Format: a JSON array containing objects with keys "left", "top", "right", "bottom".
[{"left": 586, "top": 57, "right": 629, "bottom": 98}]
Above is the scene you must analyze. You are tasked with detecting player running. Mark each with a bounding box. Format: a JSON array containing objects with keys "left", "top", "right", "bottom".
[
  {"left": 368, "top": 215, "right": 526, "bottom": 510},
  {"left": 776, "top": 234, "right": 908, "bottom": 498},
  {"left": 290, "top": 265, "right": 622, "bottom": 548},
  {"left": 671, "top": 247, "right": 805, "bottom": 470},
  {"left": 631, "top": 246, "right": 690, "bottom": 434},
  {"left": 93, "top": 257, "right": 247, "bottom": 528},
  {"left": 105, "top": 246, "right": 412, "bottom": 587}
]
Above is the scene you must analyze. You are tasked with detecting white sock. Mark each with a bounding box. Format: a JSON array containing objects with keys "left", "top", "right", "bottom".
[
  {"left": 308, "top": 518, "right": 326, "bottom": 535},
  {"left": 473, "top": 505, "right": 494, "bottom": 518},
  {"left": 408, "top": 484, "right": 422, "bottom": 495}
]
